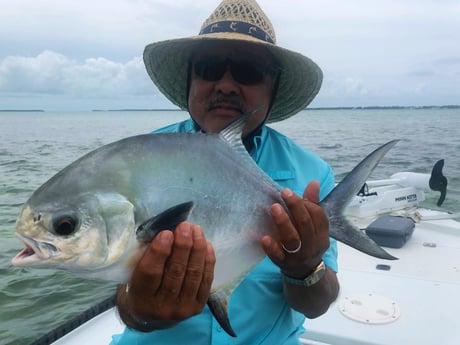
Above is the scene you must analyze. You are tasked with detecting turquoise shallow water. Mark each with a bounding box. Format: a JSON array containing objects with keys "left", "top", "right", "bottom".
[{"left": 1, "top": 108, "right": 459, "bottom": 345}]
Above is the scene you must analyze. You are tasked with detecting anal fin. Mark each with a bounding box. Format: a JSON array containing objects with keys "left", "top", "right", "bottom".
[{"left": 207, "top": 290, "right": 236, "bottom": 337}]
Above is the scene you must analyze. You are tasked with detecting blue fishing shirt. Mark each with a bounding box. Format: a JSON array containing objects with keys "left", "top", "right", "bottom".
[{"left": 110, "top": 119, "right": 338, "bottom": 345}]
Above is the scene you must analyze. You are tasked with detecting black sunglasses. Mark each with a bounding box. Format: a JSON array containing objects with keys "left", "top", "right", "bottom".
[{"left": 193, "top": 56, "right": 279, "bottom": 85}]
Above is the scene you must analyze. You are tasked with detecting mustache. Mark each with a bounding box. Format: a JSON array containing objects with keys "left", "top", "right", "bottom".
[{"left": 207, "top": 97, "right": 244, "bottom": 112}]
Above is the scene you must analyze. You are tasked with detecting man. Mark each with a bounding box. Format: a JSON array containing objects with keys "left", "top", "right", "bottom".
[{"left": 111, "top": 0, "right": 339, "bottom": 344}]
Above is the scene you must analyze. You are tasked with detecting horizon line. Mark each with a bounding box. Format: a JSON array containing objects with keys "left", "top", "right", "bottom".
[{"left": 1, "top": 105, "right": 460, "bottom": 112}]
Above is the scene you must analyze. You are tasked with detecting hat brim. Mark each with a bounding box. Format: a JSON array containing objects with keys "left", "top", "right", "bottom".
[{"left": 143, "top": 33, "right": 322, "bottom": 123}]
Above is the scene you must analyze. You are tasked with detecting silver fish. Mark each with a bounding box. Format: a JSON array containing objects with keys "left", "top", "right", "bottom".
[{"left": 12, "top": 111, "right": 397, "bottom": 337}]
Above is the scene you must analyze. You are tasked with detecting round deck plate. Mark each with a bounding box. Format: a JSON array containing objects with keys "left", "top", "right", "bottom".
[{"left": 339, "top": 293, "right": 401, "bottom": 324}]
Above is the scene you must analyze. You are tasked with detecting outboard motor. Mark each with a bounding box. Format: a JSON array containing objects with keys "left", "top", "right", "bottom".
[
  {"left": 347, "top": 160, "right": 448, "bottom": 217},
  {"left": 389, "top": 160, "right": 447, "bottom": 206}
]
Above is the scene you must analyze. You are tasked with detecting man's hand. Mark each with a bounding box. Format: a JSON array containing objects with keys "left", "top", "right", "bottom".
[
  {"left": 117, "top": 222, "right": 215, "bottom": 331},
  {"left": 261, "top": 181, "right": 339, "bottom": 318},
  {"left": 261, "top": 181, "right": 330, "bottom": 278}
]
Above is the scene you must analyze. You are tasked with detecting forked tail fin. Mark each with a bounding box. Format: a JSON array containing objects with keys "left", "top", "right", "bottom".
[{"left": 321, "top": 140, "right": 399, "bottom": 260}]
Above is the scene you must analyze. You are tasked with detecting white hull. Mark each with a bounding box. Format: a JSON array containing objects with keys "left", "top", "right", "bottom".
[{"left": 52, "top": 309, "right": 123, "bottom": 345}]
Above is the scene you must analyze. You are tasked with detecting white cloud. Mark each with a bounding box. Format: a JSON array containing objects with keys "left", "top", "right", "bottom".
[
  {"left": 0, "top": 51, "right": 154, "bottom": 98},
  {"left": 0, "top": 51, "right": 70, "bottom": 93}
]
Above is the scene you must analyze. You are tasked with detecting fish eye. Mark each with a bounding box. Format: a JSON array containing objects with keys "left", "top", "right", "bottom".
[{"left": 53, "top": 216, "right": 77, "bottom": 236}]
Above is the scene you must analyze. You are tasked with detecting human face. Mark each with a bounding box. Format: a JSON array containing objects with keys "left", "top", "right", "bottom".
[{"left": 188, "top": 42, "right": 278, "bottom": 135}]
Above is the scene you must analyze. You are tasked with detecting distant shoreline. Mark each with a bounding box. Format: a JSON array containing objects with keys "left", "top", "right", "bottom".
[
  {"left": 0, "top": 109, "right": 45, "bottom": 112},
  {"left": 93, "top": 105, "right": 460, "bottom": 111},
  {"left": 1, "top": 105, "right": 459, "bottom": 112},
  {"left": 309, "top": 105, "right": 460, "bottom": 110},
  {"left": 92, "top": 109, "right": 184, "bottom": 112}
]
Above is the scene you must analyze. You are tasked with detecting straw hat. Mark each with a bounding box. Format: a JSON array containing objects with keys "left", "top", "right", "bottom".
[{"left": 143, "top": 0, "right": 322, "bottom": 123}]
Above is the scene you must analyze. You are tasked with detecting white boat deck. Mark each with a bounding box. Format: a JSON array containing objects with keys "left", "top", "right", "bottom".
[{"left": 301, "top": 208, "right": 460, "bottom": 345}]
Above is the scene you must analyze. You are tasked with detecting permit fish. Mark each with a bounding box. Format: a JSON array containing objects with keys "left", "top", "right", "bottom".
[{"left": 12, "top": 110, "right": 397, "bottom": 337}]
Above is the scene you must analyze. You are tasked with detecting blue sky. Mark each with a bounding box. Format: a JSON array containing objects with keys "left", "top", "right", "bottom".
[{"left": 1, "top": 0, "right": 459, "bottom": 111}]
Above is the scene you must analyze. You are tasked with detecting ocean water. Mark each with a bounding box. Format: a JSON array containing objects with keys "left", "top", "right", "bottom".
[{"left": 0, "top": 108, "right": 459, "bottom": 345}]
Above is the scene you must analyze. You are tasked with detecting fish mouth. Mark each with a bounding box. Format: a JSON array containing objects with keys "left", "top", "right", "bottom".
[{"left": 12, "top": 233, "right": 57, "bottom": 266}]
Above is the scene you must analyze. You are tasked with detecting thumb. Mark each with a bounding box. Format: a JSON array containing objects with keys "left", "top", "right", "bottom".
[{"left": 303, "top": 180, "right": 320, "bottom": 203}]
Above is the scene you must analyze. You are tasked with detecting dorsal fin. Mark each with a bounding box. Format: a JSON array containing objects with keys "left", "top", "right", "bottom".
[
  {"left": 218, "top": 106, "right": 262, "bottom": 156},
  {"left": 217, "top": 105, "right": 285, "bottom": 192}
]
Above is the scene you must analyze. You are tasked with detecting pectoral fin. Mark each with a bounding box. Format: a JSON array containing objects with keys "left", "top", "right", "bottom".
[{"left": 136, "top": 201, "right": 194, "bottom": 242}]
